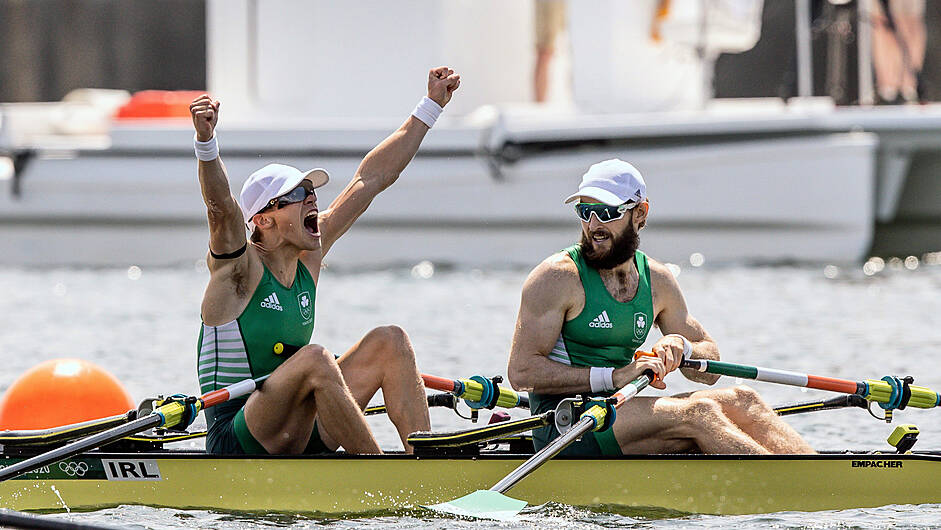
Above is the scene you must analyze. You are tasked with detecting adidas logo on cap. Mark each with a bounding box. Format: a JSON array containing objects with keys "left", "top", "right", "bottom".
[
  {"left": 260, "top": 293, "right": 283, "bottom": 311},
  {"left": 588, "top": 310, "right": 613, "bottom": 329}
]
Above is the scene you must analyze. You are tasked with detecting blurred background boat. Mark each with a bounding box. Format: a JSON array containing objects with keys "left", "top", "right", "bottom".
[{"left": 1, "top": 0, "right": 940, "bottom": 268}]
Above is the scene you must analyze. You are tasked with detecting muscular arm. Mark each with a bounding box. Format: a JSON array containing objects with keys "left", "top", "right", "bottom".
[
  {"left": 198, "top": 158, "right": 247, "bottom": 259},
  {"left": 191, "top": 97, "right": 247, "bottom": 259},
  {"left": 315, "top": 115, "right": 429, "bottom": 257},
  {"left": 507, "top": 257, "right": 664, "bottom": 394},
  {"left": 649, "top": 261, "right": 721, "bottom": 385},
  {"left": 507, "top": 259, "right": 591, "bottom": 395},
  {"left": 313, "top": 67, "right": 461, "bottom": 258},
  {"left": 190, "top": 95, "right": 259, "bottom": 324}
]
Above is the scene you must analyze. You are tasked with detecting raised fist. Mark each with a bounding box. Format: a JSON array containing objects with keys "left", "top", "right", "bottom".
[
  {"left": 427, "top": 67, "right": 461, "bottom": 108},
  {"left": 189, "top": 94, "right": 220, "bottom": 142}
]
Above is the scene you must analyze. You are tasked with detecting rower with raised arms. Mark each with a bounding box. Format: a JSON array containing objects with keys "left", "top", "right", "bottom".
[
  {"left": 190, "top": 67, "right": 461, "bottom": 455},
  {"left": 507, "top": 159, "right": 816, "bottom": 455}
]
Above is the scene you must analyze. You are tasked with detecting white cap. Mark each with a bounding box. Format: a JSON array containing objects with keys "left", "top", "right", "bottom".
[
  {"left": 563, "top": 159, "right": 647, "bottom": 206},
  {"left": 239, "top": 163, "right": 329, "bottom": 229}
]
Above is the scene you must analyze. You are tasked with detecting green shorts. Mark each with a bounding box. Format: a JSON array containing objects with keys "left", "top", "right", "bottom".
[
  {"left": 529, "top": 393, "right": 622, "bottom": 457},
  {"left": 206, "top": 403, "right": 331, "bottom": 455}
]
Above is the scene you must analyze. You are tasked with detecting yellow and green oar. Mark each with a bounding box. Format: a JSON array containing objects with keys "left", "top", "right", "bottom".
[
  {"left": 680, "top": 358, "right": 941, "bottom": 410},
  {"left": 0, "top": 374, "right": 270, "bottom": 482},
  {"left": 421, "top": 374, "right": 529, "bottom": 410},
  {"left": 427, "top": 368, "right": 655, "bottom": 520}
]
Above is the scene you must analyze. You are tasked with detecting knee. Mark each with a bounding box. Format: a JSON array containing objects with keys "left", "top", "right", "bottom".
[
  {"left": 364, "top": 325, "right": 415, "bottom": 361},
  {"left": 296, "top": 344, "right": 341, "bottom": 384},
  {"left": 679, "top": 397, "right": 727, "bottom": 434},
  {"left": 725, "top": 385, "right": 771, "bottom": 415},
  {"left": 729, "top": 385, "right": 763, "bottom": 405},
  {"left": 298, "top": 343, "right": 331, "bottom": 363}
]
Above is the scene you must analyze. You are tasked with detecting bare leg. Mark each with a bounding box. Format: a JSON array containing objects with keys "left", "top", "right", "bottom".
[
  {"left": 534, "top": 47, "right": 554, "bottom": 103},
  {"left": 319, "top": 325, "right": 430, "bottom": 454},
  {"left": 698, "top": 386, "right": 816, "bottom": 454},
  {"left": 871, "top": 6, "right": 903, "bottom": 101},
  {"left": 612, "top": 395, "right": 770, "bottom": 455},
  {"left": 242, "top": 344, "right": 381, "bottom": 455},
  {"left": 894, "top": 13, "right": 926, "bottom": 100}
]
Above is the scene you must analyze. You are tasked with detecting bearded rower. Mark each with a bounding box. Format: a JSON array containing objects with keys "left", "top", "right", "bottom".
[
  {"left": 507, "top": 159, "right": 816, "bottom": 455},
  {"left": 190, "top": 67, "right": 460, "bottom": 455}
]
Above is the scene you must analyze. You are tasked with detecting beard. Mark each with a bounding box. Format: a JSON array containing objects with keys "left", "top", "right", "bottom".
[{"left": 579, "top": 223, "right": 640, "bottom": 270}]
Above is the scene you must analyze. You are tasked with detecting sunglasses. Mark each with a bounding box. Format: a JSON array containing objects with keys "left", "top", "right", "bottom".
[
  {"left": 260, "top": 180, "right": 316, "bottom": 213},
  {"left": 574, "top": 202, "right": 635, "bottom": 223}
]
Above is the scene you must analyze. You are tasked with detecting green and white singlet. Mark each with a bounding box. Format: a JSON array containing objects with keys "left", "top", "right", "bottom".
[
  {"left": 197, "top": 261, "right": 316, "bottom": 454},
  {"left": 530, "top": 244, "right": 655, "bottom": 456}
]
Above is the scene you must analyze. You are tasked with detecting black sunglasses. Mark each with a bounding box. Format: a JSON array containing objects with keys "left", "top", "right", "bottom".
[{"left": 259, "top": 180, "right": 316, "bottom": 214}]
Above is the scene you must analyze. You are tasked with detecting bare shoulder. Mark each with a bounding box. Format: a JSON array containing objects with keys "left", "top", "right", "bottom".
[
  {"left": 644, "top": 255, "right": 676, "bottom": 287},
  {"left": 522, "top": 251, "right": 580, "bottom": 306},
  {"left": 645, "top": 254, "right": 688, "bottom": 313},
  {"left": 202, "top": 247, "right": 264, "bottom": 324}
]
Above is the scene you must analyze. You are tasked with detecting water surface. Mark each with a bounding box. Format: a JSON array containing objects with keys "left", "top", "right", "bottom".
[{"left": 2, "top": 258, "right": 940, "bottom": 528}]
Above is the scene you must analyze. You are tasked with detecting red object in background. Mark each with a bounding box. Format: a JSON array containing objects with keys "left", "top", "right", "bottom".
[
  {"left": 0, "top": 359, "right": 135, "bottom": 430},
  {"left": 114, "top": 90, "right": 205, "bottom": 119}
]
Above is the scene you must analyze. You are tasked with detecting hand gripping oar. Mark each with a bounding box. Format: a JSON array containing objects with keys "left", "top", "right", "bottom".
[
  {"left": 0, "top": 374, "right": 270, "bottom": 482},
  {"left": 680, "top": 358, "right": 941, "bottom": 412},
  {"left": 427, "top": 367, "right": 656, "bottom": 520}
]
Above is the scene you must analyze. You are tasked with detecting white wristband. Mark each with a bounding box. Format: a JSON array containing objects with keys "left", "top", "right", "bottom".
[
  {"left": 666, "top": 334, "right": 693, "bottom": 360},
  {"left": 589, "top": 366, "right": 615, "bottom": 393},
  {"left": 411, "top": 96, "right": 443, "bottom": 128},
  {"left": 194, "top": 134, "right": 219, "bottom": 161}
]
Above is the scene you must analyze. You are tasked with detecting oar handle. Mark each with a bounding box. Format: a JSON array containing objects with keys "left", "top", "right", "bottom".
[{"left": 612, "top": 369, "right": 656, "bottom": 407}]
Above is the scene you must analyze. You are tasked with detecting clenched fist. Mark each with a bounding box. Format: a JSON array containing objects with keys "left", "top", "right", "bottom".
[
  {"left": 189, "top": 95, "right": 220, "bottom": 142},
  {"left": 427, "top": 67, "right": 461, "bottom": 108}
]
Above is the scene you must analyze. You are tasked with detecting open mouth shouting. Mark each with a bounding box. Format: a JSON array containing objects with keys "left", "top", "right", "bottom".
[{"left": 304, "top": 209, "right": 320, "bottom": 237}]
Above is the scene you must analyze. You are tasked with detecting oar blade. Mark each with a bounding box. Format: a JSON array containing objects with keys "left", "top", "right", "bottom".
[{"left": 424, "top": 490, "right": 528, "bottom": 521}]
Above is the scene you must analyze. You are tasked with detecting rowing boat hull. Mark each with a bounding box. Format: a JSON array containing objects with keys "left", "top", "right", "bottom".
[{"left": 1, "top": 451, "right": 939, "bottom": 515}]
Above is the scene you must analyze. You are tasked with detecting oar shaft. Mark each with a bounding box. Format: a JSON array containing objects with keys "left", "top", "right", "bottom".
[
  {"left": 491, "top": 414, "right": 593, "bottom": 494},
  {"left": 774, "top": 394, "right": 868, "bottom": 416},
  {"left": 366, "top": 393, "right": 457, "bottom": 416},
  {"left": 490, "top": 372, "right": 653, "bottom": 494},
  {"left": 681, "top": 359, "right": 862, "bottom": 394},
  {"left": 201, "top": 374, "right": 268, "bottom": 408},
  {"left": 681, "top": 359, "right": 941, "bottom": 409},
  {"left": 0, "top": 414, "right": 160, "bottom": 481}
]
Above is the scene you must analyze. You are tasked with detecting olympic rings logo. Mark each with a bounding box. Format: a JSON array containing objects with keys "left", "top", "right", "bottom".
[{"left": 58, "top": 461, "right": 89, "bottom": 477}]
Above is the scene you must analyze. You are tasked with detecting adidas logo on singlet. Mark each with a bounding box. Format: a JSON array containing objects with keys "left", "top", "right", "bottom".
[
  {"left": 260, "top": 293, "right": 283, "bottom": 311},
  {"left": 588, "top": 310, "right": 613, "bottom": 329}
]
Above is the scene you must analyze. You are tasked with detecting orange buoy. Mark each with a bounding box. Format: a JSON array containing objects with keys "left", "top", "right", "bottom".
[{"left": 0, "top": 359, "right": 135, "bottom": 430}]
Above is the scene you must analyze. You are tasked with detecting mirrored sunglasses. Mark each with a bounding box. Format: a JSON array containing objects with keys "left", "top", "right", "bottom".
[
  {"left": 261, "top": 180, "right": 316, "bottom": 213},
  {"left": 574, "top": 202, "right": 634, "bottom": 223}
]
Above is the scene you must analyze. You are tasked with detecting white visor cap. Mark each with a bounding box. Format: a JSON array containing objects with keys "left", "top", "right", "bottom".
[
  {"left": 563, "top": 159, "right": 647, "bottom": 206},
  {"left": 240, "top": 163, "right": 329, "bottom": 230}
]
